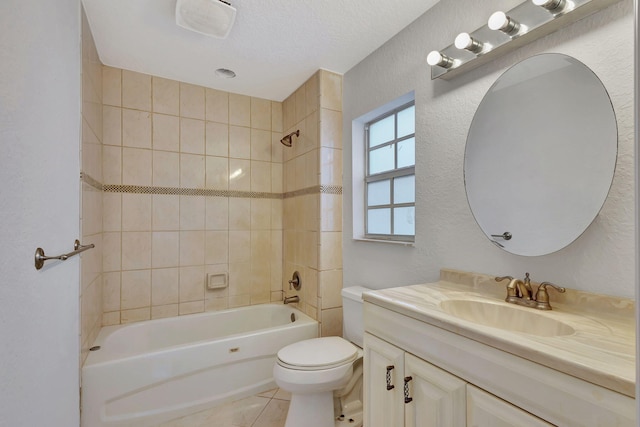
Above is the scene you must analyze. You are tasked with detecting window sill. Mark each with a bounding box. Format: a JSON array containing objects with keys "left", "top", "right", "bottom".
[{"left": 352, "top": 237, "right": 415, "bottom": 247}]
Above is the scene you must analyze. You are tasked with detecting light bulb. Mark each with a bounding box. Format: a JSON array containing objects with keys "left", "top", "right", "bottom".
[
  {"left": 532, "top": 0, "right": 566, "bottom": 10},
  {"left": 488, "top": 11, "right": 521, "bottom": 36},
  {"left": 454, "top": 33, "right": 484, "bottom": 53},
  {"left": 427, "top": 51, "right": 455, "bottom": 68}
]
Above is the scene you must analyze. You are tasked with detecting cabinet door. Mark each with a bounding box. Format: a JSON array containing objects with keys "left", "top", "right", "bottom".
[
  {"left": 364, "top": 333, "right": 405, "bottom": 427},
  {"left": 467, "top": 385, "right": 554, "bottom": 427},
  {"left": 404, "top": 353, "right": 466, "bottom": 427}
]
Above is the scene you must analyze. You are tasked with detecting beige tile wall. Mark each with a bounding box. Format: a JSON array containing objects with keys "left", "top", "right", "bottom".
[
  {"left": 101, "top": 67, "right": 285, "bottom": 324},
  {"left": 282, "top": 70, "right": 343, "bottom": 337},
  {"left": 80, "top": 8, "right": 104, "bottom": 365}
]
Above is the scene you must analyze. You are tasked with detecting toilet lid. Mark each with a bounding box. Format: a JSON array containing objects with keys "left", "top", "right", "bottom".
[{"left": 277, "top": 337, "right": 358, "bottom": 370}]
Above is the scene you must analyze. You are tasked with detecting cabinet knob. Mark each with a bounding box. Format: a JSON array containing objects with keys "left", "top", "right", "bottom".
[
  {"left": 404, "top": 376, "right": 413, "bottom": 404},
  {"left": 386, "top": 365, "right": 395, "bottom": 390}
]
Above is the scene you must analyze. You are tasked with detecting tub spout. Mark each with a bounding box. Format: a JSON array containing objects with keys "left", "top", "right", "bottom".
[{"left": 283, "top": 295, "right": 299, "bottom": 304}]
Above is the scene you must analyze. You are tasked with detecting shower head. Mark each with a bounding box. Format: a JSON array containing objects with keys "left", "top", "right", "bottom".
[{"left": 280, "top": 130, "right": 300, "bottom": 147}]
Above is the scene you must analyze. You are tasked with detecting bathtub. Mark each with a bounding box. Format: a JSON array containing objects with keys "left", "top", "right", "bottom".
[{"left": 81, "top": 304, "right": 317, "bottom": 427}]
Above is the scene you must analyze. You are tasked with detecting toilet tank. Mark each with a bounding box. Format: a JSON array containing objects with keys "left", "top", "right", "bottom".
[{"left": 341, "top": 286, "right": 370, "bottom": 348}]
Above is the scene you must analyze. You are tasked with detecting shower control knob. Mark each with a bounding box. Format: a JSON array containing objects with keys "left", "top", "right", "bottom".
[{"left": 288, "top": 271, "right": 301, "bottom": 290}]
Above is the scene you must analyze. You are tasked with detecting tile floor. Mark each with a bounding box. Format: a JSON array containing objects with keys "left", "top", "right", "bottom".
[{"left": 160, "top": 388, "right": 291, "bottom": 427}]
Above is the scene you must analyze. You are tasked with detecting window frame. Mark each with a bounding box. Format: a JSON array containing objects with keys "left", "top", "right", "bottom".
[{"left": 364, "top": 101, "right": 416, "bottom": 242}]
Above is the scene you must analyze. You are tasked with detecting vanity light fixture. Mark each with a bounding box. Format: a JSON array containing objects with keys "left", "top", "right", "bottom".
[
  {"left": 488, "top": 11, "right": 523, "bottom": 36},
  {"left": 427, "top": 0, "right": 622, "bottom": 80},
  {"left": 427, "top": 51, "right": 455, "bottom": 68},
  {"left": 532, "top": 0, "right": 568, "bottom": 11},
  {"left": 454, "top": 32, "right": 486, "bottom": 54}
]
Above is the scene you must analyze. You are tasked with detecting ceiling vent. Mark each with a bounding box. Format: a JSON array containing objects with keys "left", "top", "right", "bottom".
[{"left": 175, "top": 0, "right": 237, "bottom": 39}]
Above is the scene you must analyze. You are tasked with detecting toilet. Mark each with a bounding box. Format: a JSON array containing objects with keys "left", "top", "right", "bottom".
[{"left": 273, "top": 286, "right": 369, "bottom": 427}]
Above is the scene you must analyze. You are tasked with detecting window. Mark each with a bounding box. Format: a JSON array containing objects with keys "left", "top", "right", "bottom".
[{"left": 365, "top": 102, "right": 415, "bottom": 241}]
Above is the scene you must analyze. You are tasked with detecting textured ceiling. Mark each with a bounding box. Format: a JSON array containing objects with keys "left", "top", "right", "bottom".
[{"left": 82, "top": 0, "right": 440, "bottom": 101}]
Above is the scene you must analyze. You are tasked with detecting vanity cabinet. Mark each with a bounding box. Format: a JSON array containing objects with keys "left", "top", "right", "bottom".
[
  {"left": 405, "top": 352, "right": 468, "bottom": 427},
  {"left": 363, "top": 300, "right": 635, "bottom": 427},
  {"left": 466, "top": 385, "right": 552, "bottom": 427},
  {"left": 363, "top": 332, "right": 405, "bottom": 427},
  {"left": 364, "top": 332, "right": 551, "bottom": 427},
  {"left": 364, "top": 333, "right": 467, "bottom": 427}
]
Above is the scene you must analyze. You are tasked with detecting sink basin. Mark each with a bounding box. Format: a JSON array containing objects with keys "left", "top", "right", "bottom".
[{"left": 439, "top": 299, "right": 575, "bottom": 337}]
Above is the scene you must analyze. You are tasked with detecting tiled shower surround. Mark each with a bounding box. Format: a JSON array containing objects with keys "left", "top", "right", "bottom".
[
  {"left": 282, "top": 72, "right": 344, "bottom": 336},
  {"left": 94, "top": 67, "right": 343, "bottom": 335},
  {"left": 80, "top": 8, "right": 104, "bottom": 365}
]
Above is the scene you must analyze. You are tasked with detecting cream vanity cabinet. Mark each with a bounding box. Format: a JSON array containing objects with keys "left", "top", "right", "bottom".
[
  {"left": 363, "top": 299, "right": 635, "bottom": 427},
  {"left": 364, "top": 333, "right": 552, "bottom": 427}
]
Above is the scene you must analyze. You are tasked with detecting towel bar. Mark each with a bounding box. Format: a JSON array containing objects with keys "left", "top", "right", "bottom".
[{"left": 34, "top": 239, "right": 95, "bottom": 270}]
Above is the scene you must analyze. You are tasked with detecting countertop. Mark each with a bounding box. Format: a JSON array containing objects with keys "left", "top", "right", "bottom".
[{"left": 362, "top": 269, "right": 636, "bottom": 397}]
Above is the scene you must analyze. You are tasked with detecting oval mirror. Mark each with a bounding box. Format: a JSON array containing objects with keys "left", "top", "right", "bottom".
[{"left": 464, "top": 54, "right": 617, "bottom": 256}]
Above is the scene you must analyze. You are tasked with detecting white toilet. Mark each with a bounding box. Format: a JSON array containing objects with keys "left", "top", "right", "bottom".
[{"left": 273, "top": 286, "right": 369, "bottom": 427}]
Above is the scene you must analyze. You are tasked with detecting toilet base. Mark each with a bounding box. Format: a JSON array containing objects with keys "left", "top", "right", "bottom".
[
  {"left": 284, "top": 392, "right": 362, "bottom": 427},
  {"left": 334, "top": 357, "right": 363, "bottom": 427},
  {"left": 335, "top": 411, "right": 363, "bottom": 427},
  {"left": 285, "top": 391, "right": 335, "bottom": 427}
]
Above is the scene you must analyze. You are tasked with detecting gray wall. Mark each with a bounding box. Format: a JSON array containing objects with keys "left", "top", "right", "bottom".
[
  {"left": 343, "top": 0, "right": 634, "bottom": 297},
  {"left": 0, "top": 0, "right": 81, "bottom": 425}
]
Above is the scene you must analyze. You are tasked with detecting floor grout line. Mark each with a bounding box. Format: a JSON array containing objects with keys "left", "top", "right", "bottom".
[
  {"left": 158, "top": 388, "right": 289, "bottom": 427},
  {"left": 249, "top": 395, "right": 275, "bottom": 427}
]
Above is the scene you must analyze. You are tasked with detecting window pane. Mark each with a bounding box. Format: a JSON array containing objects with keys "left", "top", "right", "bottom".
[
  {"left": 369, "top": 145, "right": 395, "bottom": 175},
  {"left": 397, "top": 105, "right": 415, "bottom": 138},
  {"left": 394, "top": 175, "right": 415, "bottom": 204},
  {"left": 368, "top": 208, "right": 391, "bottom": 234},
  {"left": 368, "top": 180, "right": 391, "bottom": 206},
  {"left": 369, "top": 115, "right": 395, "bottom": 148},
  {"left": 397, "top": 137, "right": 415, "bottom": 168},
  {"left": 394, "top": 207, "right": 415, "bottom": 236}
]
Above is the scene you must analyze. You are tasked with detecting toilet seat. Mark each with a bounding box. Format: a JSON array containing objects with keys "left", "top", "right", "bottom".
[{"left": 277, "top": 337, "right": 358, "bottom": 371}]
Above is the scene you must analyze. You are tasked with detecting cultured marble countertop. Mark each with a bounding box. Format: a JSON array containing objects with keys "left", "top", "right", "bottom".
[{"left": 362, "top": 269, "right": 636, "bottom": 397}]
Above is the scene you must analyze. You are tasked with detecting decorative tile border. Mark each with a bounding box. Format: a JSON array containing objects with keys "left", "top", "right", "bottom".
[
  {"left": 80, "top": 172, "right": 103, "bottom": 192},
  {"left": 103, "top": 184, "right": 283, "bottom": 199},
  {"left": 283, "top": 185, "right": 343, "bottom": 199},
  {"left": 320, "top": 185, "right": 343, "bottom": 195},
  {"left": 81, "top": 174, "right": 342, "bottom": 199}
]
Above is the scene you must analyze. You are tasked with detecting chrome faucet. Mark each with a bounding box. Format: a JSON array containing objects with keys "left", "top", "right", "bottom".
[
  {"left": 495, "top": 273, "right": 565, "bottom": 310},
  {"left": 283, "top": 295, "right": 299, "bottom": 304}
]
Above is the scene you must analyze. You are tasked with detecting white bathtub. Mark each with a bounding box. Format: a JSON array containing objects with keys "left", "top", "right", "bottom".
[{"left": 81, "top": 304, "right": 317, "bottom": 427}]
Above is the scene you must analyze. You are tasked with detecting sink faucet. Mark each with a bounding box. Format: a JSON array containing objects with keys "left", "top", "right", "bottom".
[
  {"left": 496, "top": 273, "right": 533, "bottom": 306},
  {"left": 495, "top": 273, "right": 565, "bottom": 310},
  {"left": 534, "top": 282, "right": 566, "bottom": 310},
  {"left": 283, "top": 295, "right": 299, "bottom": 304},
  {"left": 518, "top": 272, "right": 534, "bottom": 300}
]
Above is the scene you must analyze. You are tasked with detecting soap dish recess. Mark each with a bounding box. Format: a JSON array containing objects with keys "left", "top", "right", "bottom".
[{"left": 207, "top": 273, "right": 227, "bottom": 290}]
